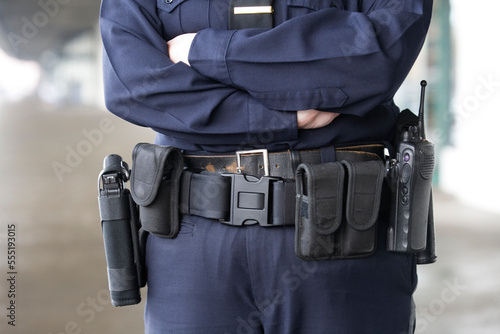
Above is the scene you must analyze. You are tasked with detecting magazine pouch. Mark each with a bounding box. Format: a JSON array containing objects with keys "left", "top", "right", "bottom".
[
  {"left": 295, "top": 159, "right": 385, "bottom": 261},
  {"left": 341, "top": 160, "right": 385, "bottom": 256},
  {"left": 295, "top": 162, "right": 344, "bottom": 260}
]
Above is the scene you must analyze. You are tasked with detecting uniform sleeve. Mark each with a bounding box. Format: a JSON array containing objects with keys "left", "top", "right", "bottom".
[
  {"left": 99, "top": 0, "right": 297, "bottom": 145},
  {"left": 188, "top": 0, "right": 433, "bottom": 116}
]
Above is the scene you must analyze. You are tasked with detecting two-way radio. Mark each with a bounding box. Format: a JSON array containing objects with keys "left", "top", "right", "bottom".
[{"left": 387, "top": 80, "right": 436, "bottom": 253}]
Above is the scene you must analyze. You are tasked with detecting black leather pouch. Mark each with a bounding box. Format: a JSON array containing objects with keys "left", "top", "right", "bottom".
[
  {"left": 295, "top": 159, "right": 385, "bottom": 261},
  {"left": 229, "top": 0, "right": 273, "bottom": 29},
  {"left": 130, "top": 143, "right": 184, "bottom": 238}
]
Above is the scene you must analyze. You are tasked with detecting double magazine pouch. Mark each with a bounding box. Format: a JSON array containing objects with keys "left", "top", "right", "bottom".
[
  {"left": 130, "top": 143, "right": 184, "bottom": 238},
  {"left": 295, "top": 159, "right": 385, "bottom": 261}
]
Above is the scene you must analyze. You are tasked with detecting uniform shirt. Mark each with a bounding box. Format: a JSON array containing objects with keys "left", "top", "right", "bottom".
[{"left": 100, "top": 0, "right": 432, "bottom": 154}]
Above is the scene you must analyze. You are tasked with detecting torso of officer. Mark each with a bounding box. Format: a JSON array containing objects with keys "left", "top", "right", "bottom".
[{"left": 100, "top": 0, "right": 432, "bottom": 154}]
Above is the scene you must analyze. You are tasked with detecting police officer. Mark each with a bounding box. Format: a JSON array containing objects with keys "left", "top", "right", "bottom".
[{"left": 100, "top": 0, "right": 433, "bottom": 332}]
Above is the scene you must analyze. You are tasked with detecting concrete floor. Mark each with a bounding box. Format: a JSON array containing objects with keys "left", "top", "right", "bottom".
[{"left": 0, "top": 100, "right": 499, "bottom": 333}]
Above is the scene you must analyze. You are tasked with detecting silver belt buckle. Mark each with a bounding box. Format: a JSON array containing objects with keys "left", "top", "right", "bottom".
[{"left": 236, "top": 149, "right": 269, "bottom": 176}]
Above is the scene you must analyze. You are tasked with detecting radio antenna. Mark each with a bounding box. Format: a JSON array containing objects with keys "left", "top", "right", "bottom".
[{"left": 418, "top": 80, "right": 427, "bottom": 139}]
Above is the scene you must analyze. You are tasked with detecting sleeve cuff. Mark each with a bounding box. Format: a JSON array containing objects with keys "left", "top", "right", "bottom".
[{"left": 189, "top": 29, "right": 236, "bottom": 86}]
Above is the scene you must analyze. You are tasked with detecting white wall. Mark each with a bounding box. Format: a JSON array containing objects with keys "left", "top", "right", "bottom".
[
  {"left": 440, "top": 0, "right": 500, "bottom": 214},
  {"left": 37, "top": 24, "right": 105, "bottom": 109}
]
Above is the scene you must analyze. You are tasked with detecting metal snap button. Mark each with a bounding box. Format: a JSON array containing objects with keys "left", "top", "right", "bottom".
[{"left": 166, "top": 0, "right": 173, "bottom": 3}]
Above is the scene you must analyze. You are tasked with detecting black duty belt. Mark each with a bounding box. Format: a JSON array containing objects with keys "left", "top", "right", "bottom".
[
  {"left": 184, "top": 144, "right": 385, "bottom": 179},
  {"left": 179, "top": 144, "right": 386, "bottom": 227}
]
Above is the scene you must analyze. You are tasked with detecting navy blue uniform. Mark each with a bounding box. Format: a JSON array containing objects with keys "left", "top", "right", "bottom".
[{"left": 100, "top": 0, "right": 432, "bottom": 332}]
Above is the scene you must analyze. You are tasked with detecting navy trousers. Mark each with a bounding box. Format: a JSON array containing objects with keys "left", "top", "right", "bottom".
[{"left": 144, "top": 214, "right": 417, "bottom": 334}]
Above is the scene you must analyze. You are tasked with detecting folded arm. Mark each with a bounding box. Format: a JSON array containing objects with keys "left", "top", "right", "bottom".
[
  {"left": 187, "top": 0, "right": 433, "bottom": 116},
  {"left": 167, "top": 33, "right": 340, "bottom": 129}
]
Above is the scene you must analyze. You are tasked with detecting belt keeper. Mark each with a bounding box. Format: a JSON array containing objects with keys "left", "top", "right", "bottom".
[
  {"left": 320, "top": 146, "right": 336, "bottom": 163},
  {"left": 179, "top": 171, "right": 193, "bottom": 216}
]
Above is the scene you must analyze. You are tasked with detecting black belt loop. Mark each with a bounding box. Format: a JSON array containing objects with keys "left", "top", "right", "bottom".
[
  {"left": 179, "top": 170, "right": 193, "bottom": 216},
  {"left": 290, "top": 150, "right": 301, "bottom": 176},
  {"left": 272, "top": 180, "right": 296, "bottom": 226},
  {"left": 320, "top": 146, "right": 336, "bottom": 163}
]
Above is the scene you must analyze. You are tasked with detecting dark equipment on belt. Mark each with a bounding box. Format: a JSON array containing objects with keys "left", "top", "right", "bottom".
[
  {"left": 96, "top": 81, "right": 437, "bottom": 307},
  {"left": 295, "top": 159, "right": 385, "bottom": 261},
  {"left": 386, "top": 80, "right": 436, "bottom": 263},
  {"left": 129, "top": 143, "right": 184, "bottom": 239},
  {"left": 98, "top": 154, "right": 145, "bottom": 306}
]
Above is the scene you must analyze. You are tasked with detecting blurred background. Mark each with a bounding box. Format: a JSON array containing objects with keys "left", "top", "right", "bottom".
[{"left": 0, "top": 0, "right": 499, "bottom": 333}]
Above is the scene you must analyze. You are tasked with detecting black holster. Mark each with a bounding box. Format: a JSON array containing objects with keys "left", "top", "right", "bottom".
[
  {"left": 98, "top": 155, "right": 146, "bottom": 307},
  {"left": 386, "top": 109, "right": 437, "bottom": 264}
]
